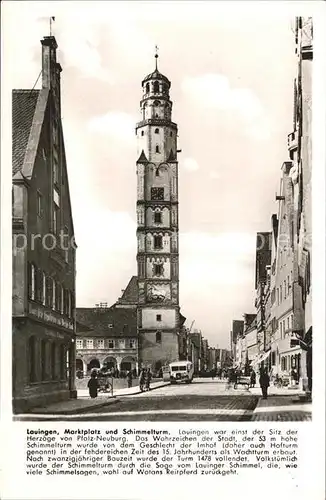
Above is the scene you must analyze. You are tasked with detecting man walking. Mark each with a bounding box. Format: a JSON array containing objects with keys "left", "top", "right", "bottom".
[{"left": 259, "top": 367, "right": 270, "bottom": 399}]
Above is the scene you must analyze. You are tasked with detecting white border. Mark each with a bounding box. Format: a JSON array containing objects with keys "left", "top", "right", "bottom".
[{"left": 1, "top": 2, "right": 325, "bottom": 499}]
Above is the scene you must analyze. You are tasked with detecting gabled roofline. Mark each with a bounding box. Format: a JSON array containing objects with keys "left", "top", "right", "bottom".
[{"left": 21, "top": 89, "right": 49, "bottom": 180}]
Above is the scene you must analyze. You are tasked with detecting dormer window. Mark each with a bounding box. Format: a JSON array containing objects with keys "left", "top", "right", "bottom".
[{"left": 153, "top": 81, "right": 160, "bottom": 93}]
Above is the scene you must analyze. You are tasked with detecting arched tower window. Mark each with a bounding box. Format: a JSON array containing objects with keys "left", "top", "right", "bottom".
[
  {"left": 153, "top": 81, "right": 160, "bottom": 93},
  {"left": 156, "top": 331, "right": 162, "bottom": 344},
  {"left": 141, "top": 131, "right": 144, "bottom": 136},
  {"left": 155, "top": 145, "right": 160, "bottom": 153},
  {"left": 155, "top": 128, "right": 159, "bottom": 134},
  {"left": 170, "top": 131, "right": 173, "bottom": 137},
  {"left": 146, "top": 83, "right": 150, "bottom": 93}
]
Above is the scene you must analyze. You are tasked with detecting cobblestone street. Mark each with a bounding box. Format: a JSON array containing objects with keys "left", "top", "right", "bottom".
[{"left": 15, "top": 379, "right": 312, "bottom": 421}]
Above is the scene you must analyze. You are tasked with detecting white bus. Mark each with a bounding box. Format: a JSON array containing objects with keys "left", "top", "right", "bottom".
[{"left": 169, "top": 361, "right": 194, "bottom": 384}]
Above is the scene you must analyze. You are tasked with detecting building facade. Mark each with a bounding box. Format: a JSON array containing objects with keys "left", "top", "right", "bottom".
[
  {"left": 135, "top": 57, "right": 182, "bottom": 372},
  {"left": 231, "top": 320, "right": 244, "bottom": 366},
  {"left": 12, "top": 36, "right": 76, "bottom": 412},
  {"left": 76, "top": 305, "right": 138, "bottom": 375},
  {"left": 255, "top": 232, "right": 272, "bottom": 355},
  {"left": 269, "top": 163, "right": 302, "bottom": 381},
  {"left": 75, "top": 277, "right": 139, "bottom": 375},
  {"left": 288, "top": 17, "right": 313, "bottom": 392}
]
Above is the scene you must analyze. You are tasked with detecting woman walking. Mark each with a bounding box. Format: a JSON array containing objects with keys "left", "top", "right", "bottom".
[
  {"left": 250, "top": 369, "right": 256, "bottom": 388},
  {"left": 139, "top": 368, "right": 145, "bottom": 392},
  {"left": 87, "top": 370, "right": 99, "bottom": 399}
]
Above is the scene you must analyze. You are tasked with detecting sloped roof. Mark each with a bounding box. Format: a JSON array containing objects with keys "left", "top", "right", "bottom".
[
  {"left": 137, "top": 150, "right": 149, "bottom": 164},
  {"left": 118, "top": 276, "right": 138, "bottom": 305},
  {"left": 76, "top": 306, "right": 137, "bottom": 338},
  {"left": 12, "top": 90, "right": 39, "bottom": 175}
]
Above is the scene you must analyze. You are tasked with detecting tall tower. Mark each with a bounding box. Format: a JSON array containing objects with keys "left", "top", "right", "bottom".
[{"left": 136, "top": 53, "right": 180, "bottom": 371}]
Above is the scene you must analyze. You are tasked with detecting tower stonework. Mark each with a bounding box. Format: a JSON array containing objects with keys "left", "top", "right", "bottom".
[{"left": 136, "top": 60, "right": 180, "bottom": 371}]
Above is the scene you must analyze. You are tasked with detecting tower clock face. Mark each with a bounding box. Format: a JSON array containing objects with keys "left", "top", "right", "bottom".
[{"left": 151, "top": 187, "right": 164, "bottom": 200}]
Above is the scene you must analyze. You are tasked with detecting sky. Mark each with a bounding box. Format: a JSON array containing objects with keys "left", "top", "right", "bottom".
[{"left": 4, "top": 1, "right": 298, "bottom": 348}]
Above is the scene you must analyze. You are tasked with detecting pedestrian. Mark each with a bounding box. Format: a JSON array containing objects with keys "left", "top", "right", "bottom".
[
  {"left": 127, "top": 370, "right": 133, "bottom": 388},
  {"left": 139, "top": 368, "right": 145, "bottom": 392},
  {"left": 250, "top": 369, "right": 256, "bottom": 388},
  {"left": 259, "top": 368, "right": 270, "bottom": 399},
  {"left": 87, "top": 370, "right": 99, "bottom": 399},
  {"left": 145, "top": 368, "right": 152, "bottom": 391}
]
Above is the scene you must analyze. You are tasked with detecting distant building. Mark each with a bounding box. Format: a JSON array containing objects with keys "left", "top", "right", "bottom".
[
  {"left": 76, "top": 278, "right": 139, "bottom": 375},
  {"left": 189, "top": 330, "right": 203, "bottom": 374},
  {"left": 12, "top": 35, "right": 76, "bottom": 413},
  {"left": 243, "top": 315, "right": 258, "bottom": 366},
  {"left": 231, "top": 320, "right": 244, "bottom": 365},
  {"left": 255, "top": 231, "right": 272, "bottom": 355},
  {"left": 208, "top": 347, "right": 217, "bottom": 371}
]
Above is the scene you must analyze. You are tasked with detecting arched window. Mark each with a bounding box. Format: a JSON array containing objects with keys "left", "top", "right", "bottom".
[
  {"left": 155, "top": 168, "right": 160, "bottom": 177},
  {"left": 155, "top": 145, "right": 160, "bottom": 153},
  {"left": 28, "top": 263, "right": 36, "bottom": 300},
  {"left": 51, "top": 343, "right": 56, "bottom": 380},
  {"left": 146, "top": 83, "right": 150, "bottom": 93},
  {"left": 41, "top": 339, "right": 47, "bottom": 380},
  {"left": 28, "top": 336, "right": 36, "bottom": 383},
  {"left": 141, "top": 131, "right": 144, "bottom": 136},
  {"left": 60, "top": 345, "right": 66, "bottom": 379},
  {"left": 41, "top": 271, "right": 46, "bottom": 305},
  {"left": 153, "top": 81, "right": 159, "bottom": 93},
  {"left": 170, "top": 131, "right": 173, "bottom": 137},
  {"left": 156, "top": 331, "right": 162, "bottom": 344},
  {"left": 155, "top": 128, "right": 159, "bottom": 134},
  {"left": 52, "top": 279, "right": 56, "bottom": 310},
  {"left": 154, "top": 211, "right": 162, "bottom": 223}
]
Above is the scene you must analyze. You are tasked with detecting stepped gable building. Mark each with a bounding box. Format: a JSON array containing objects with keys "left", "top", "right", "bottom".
[
  {"left": 135, "top": 53, "right": 185, "bottom": 372},
  {"left": 12, "top": 35, "right": 77, "bottom": 412}
]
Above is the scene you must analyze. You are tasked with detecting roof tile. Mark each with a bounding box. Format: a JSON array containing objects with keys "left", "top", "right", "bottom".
[{"left": 12, "top": 90, "right": 39, "bottom": 175}]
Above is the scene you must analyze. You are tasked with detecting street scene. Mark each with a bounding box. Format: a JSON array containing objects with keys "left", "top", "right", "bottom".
[
  {"left": 15, "top": 377, "right": 311, "bottom": 422},
  {"left": 10, "top": 8, "right": 312, "bottom": 422}
]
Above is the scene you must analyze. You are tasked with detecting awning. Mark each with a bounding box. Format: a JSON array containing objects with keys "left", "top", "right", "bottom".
[
  {"left": 251, "top": 350, "right": 271, "bottom": 366},
  {"left": 260, "top": 350, "right": 271, "bottom": 362}
]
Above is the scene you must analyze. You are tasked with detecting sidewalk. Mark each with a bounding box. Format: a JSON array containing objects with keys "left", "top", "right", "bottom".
[
  {"left": 248, "top": 385, "right": 305, "bottom": 397},
  {"left": 251, "top": 394, "right": 312, "bottom": 421},
  {"left": 17, "top": 380, "right": 170, "bottom": 416}
]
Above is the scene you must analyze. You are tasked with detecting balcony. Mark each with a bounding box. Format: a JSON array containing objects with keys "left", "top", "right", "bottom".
[{"left": 287, "top": 131, "right": 298, "bottom": 152}]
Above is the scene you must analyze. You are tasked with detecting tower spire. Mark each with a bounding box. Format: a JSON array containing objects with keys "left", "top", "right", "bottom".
[
  {"left": 155, "top": 45, "right": 159, "bottom": 70},
  {"left": 49, "top": 16, "right": 55, "bottom": 36}
]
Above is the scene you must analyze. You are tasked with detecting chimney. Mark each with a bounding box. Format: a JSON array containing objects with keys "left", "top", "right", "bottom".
[{"left": 41, "top": 36, "right": 62, "bottom": 94}]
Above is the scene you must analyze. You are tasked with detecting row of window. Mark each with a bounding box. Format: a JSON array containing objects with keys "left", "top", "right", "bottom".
[
  {"left": 144, "top": 81, "right": 168, "bottom": 94},
  {"left": 280, "top": 314, "right": 293, "bottom": 339},
  {"left": 28, "top": 263, "right": 74, "bottom": 318},
  {"left": 276, "top": 272, "right": 293, "bottom": 305},
  {"left": 140, "top": 129, "right": 173, "bottom": 137},
  {"left": 280, "top": 353, "right": 301, "bottom": 372},
  {"left": 76, "top": 338, "right": 137, "bottom": 350},
  {"left": 28, "top": 336, "right": 67, "bottom": 383}
]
